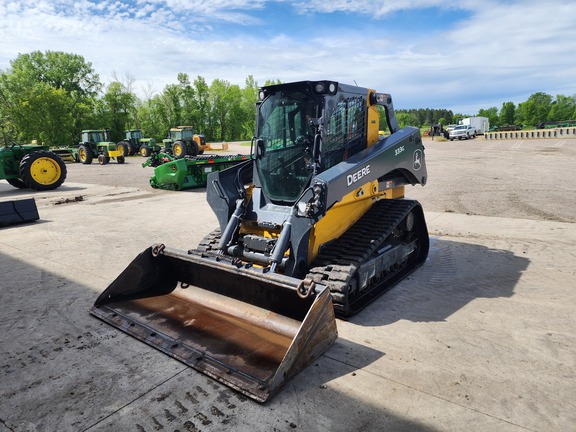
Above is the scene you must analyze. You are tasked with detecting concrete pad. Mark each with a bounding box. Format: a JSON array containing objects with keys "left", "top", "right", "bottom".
[{"left": 1, "top": 179, "right": 575, "bottom": 431}]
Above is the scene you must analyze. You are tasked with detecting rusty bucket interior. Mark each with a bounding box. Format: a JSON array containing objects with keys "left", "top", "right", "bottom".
[{"left": 90, "top": 245, "right": 338, "bottom": 402}]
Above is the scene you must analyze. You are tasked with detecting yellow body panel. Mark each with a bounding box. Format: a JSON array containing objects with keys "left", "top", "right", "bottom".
[
  {"left": 108, "top": 149, "right": 123, "bottom": 158},
  {"left": 239, "top": 225, "right": 280, "bottom": 239},
  {"left": 307, "top": 184, "right": 405, "bottom": 263},
  {"left": 367, "top": 102, "right": 380, "bottom": 147}
]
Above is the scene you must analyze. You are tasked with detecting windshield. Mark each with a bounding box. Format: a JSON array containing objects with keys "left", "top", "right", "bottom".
[
  {"left": 256, "top": 91, "right": 318, "bottom": 203},
  {"left": 90, "top": 132, "right": 105, "bottom": 142}
]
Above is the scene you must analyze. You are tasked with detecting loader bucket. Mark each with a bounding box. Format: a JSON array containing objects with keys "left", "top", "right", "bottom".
[{"left": 90, "top": 245, "right": 338, "bottom": 402}]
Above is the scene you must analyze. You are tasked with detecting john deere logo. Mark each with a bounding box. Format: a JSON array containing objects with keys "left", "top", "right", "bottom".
[
  {"left": 347, "top": 165, "right": 371, "bottom": 186},
  {"left": 413, "top": 149, "right": 422, "bottom": 171}
]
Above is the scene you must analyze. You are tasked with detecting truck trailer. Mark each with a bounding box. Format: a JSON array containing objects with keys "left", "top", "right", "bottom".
[{"left": 461, "top": 116, "right": 489, "bottom": 135}]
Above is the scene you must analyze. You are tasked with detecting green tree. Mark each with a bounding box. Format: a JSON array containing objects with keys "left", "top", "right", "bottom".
[
  {"left": 396, "top": 112, "right": 420, "bottom": 128},
  {"left": 451, "top": 113, "right": 467, "bottom": 124},
  {"left": 225, "top": 84, "right": 246, "bottom": 140},
  {"left": 241, "top": 75, "right": 259, "bottom": 138},
  {"left": 547, "top": 94, "right": 576, "bottom": 121},
  {"left": 377, "top": 106, "right": 389, "bottom": 132},
  {"left": 143, "top": 93, "right": 171, "bottom": 140},
  {"left": 209, "top": 79, "right": 232, "bottom": 141},
  {"left": 97, "top": 81, "right": 137, "bottom": 141},
  {"left": 0, "top": 50, "right": 100, "bottom": 145},
  {"left": 162, "top": 83, "right": 183, "bottom": 127},
  {"left": 477, "top": 107, "right": 499, "bottom": 128},
  {"left": 8, "top": 51, "right": 101, "bottom": 101},
  {"left": 178, "top": 73, "right": 196, "bottom": 127},
  {"left": 395, "top": 108, "right": 453, "bottom": 128},
  {"left": 516, "top": 92, "right": 552, "bottom": 126},
  {"left": 0, "top": 79, "right": 74, "bottom": 145},
  {"left": 500, "top": 102, "right": 516, "bottom": 125},
  {"left": 263, "top": 79, "right": 282, "bottom": 86},
  {"left": 192, "top": 75, "right": 210, "bottom": 135}
]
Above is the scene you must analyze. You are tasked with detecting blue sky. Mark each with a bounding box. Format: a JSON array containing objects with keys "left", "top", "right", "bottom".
[{"left": 1, "top": 0, "right": 575, "bottom": 115}]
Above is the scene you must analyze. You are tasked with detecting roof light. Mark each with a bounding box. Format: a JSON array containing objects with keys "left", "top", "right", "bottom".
[
  {"left": 313, "top": 81, "right": 338, "bottom": 95},
  {"left": 371, "top": 92, "right": 392, "bottom": 105}
]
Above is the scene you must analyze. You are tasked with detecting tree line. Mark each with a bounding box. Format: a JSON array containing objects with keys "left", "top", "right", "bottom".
[
  {"left": 0, "top": 51, "right": 268, "bottom": 147},
  {"left": 1, "top": 50, "right": 575, "bottom": 147},
  {"left": 395, "top": 92, "right": 576, "bottom": 130}
]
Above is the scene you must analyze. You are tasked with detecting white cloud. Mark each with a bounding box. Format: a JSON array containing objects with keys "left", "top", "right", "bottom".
[
  {"left": 0, "top": 0, "right": 575, "bottom": 114},
  {"left": 289, "top": 0, "right": 493, "bottom": 18}
]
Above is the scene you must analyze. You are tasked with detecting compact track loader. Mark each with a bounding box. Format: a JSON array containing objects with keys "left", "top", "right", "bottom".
[{"left": 91, "top": 80, "right": 429, "bottom": 402}]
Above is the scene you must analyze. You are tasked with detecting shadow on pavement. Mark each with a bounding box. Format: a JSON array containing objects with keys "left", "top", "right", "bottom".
[
  {"left": 0, "top": 250, "right": 441, "bottom": 431},
  {"left": 351, "top": 237, "right": 530, "bottom": 327}
]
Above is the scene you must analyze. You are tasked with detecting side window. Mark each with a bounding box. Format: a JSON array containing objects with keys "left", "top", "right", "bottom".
[{"left": 324, "top": 96, "right": 367, "bottom": 169}]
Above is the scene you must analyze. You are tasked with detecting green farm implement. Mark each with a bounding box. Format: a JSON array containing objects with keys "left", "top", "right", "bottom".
[{"left": 144, "top": 153, "right": 248, "bottom": 190}]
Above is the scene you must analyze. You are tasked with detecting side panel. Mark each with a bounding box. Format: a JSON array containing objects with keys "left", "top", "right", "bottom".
[
  {"left": 315, "top": 126, "right": 426, "bottom": 210},
  {"left": 206, "top": 159, "right": 254, "bottom": 232},
  {"left": 306, "top": 183, "right": 406, "bottom": 264}
]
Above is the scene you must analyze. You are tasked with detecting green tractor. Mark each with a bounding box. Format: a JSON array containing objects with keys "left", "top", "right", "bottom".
[
  {"left": 1, "top": 141, "right": 67, "bottom": 191},
  {"left": 162, "top": 126, "right": 208, "bottom": 158},
  {"left": 78, "top": 129, "right": 125, "bottom": 165},
  {"left": 117, "top": 129, "right": 161, "bottom": 157}
]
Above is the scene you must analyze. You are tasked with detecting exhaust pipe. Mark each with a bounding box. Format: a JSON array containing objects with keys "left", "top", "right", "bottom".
[{"left": 90, "top": 244, "right": 338, "bottom": 402}]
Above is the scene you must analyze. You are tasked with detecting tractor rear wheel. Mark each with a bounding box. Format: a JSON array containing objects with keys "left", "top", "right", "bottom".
[
  {"left": 189, "top": 141, "right": 199, "bottom": 156},
  {"left": 173, "top": 141, "right": 187, "bottom": 158},
  {"left": 140, "top": 146, "right": 150, "bottom": 157},
  {"left": 79, "top": 145, "right": 93, "bottom": 164},
  {"left": 117, "top": 142, "right": 130, "bottom": 156},
  {"left": 19, "top": 151, "right": 67, "bottom": 191}
]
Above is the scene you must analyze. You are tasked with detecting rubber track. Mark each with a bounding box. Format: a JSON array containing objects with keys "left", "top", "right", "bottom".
[
  {"left": 306, "top": 199, "right": 423, "bottom": 317},
  {"left": 196, "top": 229, "right": 222, "bottom": 253}
]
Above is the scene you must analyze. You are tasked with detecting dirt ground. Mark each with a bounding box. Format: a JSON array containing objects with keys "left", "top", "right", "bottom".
[{"left": 62, "top": 136, "right": 576, "bottom": 223}]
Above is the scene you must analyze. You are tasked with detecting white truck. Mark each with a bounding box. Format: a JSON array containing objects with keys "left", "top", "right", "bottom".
[{"left": 461, "top": 117, "right": 489, "bottom": 135}]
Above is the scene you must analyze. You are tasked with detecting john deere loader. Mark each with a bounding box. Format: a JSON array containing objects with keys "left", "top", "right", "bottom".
[{"left": 91, "top": 80, "right": 429, "bottom": 402}]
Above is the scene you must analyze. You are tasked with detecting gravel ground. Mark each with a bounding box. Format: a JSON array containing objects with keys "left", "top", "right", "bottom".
[
  {"left": 410, "top": 136, "right": 576, "bottom": 223},
  {"left": 61, "top": 137, "right": 576, "bottom": 223}
]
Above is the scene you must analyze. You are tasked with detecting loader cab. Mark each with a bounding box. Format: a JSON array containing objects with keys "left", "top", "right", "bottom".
[
  {"left": 254, "top": 81, "right": 370, "bottom": 204},
  {"left": 255, "top": 85, "right": 318, "bottom": 203}
]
